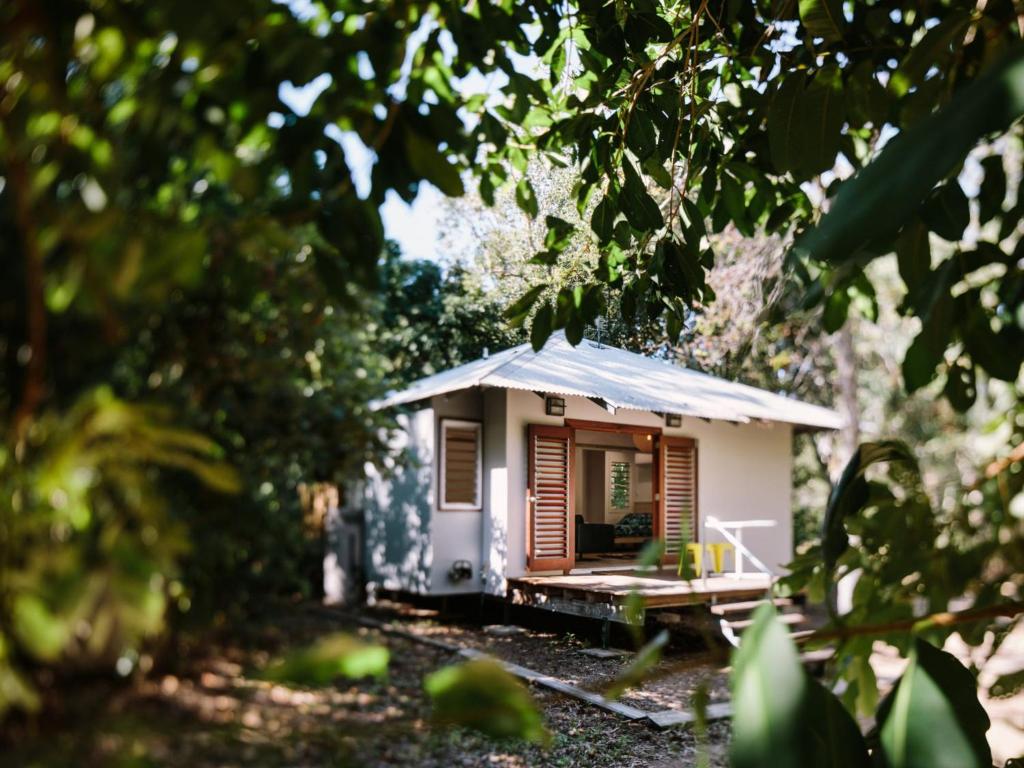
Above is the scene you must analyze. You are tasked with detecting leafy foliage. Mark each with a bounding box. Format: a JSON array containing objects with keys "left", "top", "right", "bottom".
[
  {"left": 734, "top": 607, "right": 993, "bottom": 768},
  {"left": 0, "top": 388, "right": 237, "bottom": 711},
  {"left": 424, "top": 658, "right": 549, "bottom": 744},
  {"left": 260, "top": 633, "right": 389, "bottom": 686}
]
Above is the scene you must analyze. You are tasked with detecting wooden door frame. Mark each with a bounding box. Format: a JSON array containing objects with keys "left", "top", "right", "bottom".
[
  {"left": 564, "top": 418, "right": 662, "bottom": 437},
  {"left": 563, "top": 418, "right": 663, "bottom": 569}
]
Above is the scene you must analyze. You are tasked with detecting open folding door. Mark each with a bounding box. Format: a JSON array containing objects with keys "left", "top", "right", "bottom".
[
  {"left": 526, "top": 424, "right": 575, "bottom": 571},
  {"left": 659, "top": 436, "right": 697, "bottom": 563}
]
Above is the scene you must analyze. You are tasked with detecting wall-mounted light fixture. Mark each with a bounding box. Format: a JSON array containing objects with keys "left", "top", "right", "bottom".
[
  {"left": 665, "top": 413, "right": 682, "bottom": 428},
  {"left": 545, "top": 396, "right": 566, "bottom": 416}
]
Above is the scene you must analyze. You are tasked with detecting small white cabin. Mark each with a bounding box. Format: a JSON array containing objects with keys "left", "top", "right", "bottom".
[{"left": 340, "top": 333, "right": 840, "bottom": 610}]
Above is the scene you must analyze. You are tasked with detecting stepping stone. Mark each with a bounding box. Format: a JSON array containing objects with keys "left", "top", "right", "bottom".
[
  {"left": 579, "top": 647, "right": 631, "bottom": 659},
  {"left": 483, "top": 624, "right": 526, "bottom": 637}
]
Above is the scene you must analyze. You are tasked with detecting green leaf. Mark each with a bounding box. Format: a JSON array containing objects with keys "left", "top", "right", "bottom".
[
  {"left": 637, "top": 538, "right": 666, "bottom": 567},
  {"left": 424, "top": 658, "right": 549, "bottom": 743},
  {"left": 404, "top": 127, "right": 464, "bottom": 197},
  {"left": 921, "top": 182, "right": 970, "bottom": 242},
  {"left": 799, "top": 64, "right": 846, "bottom": 178},
  {"left": 626, "top": 108, "right": 657, "bottom": 160},
  {"left": 0, "top": 658, "right": 40, "bottom": 718},
  {"left": 515, "top": 177, "right": 539, "bottom": 218},
  {"left": 503, "top": 284, "right": 546, "bottom": 327},
  {"left": 799, "top": 0, "right": 845, "bottom": 42},
  {"left": 721, "top": 174, "right": 748, "bottom": 233},
  {"left": 605, "top": 629, "right": 668, "bottom": 699},
  {"left": 847, "top": 60, "right": 889, "bottom": 127},
  {"left": 903, "top": 329, "right": 944, "bottom": 393},
  {"left": 769, "top": 74, "right": 807, "bottom": 175},
  {"left": 852, "top": 653, "right": 879, "bottom": 717},
  {"left": 12, "top": 594, "right": 69, "bottom": 662},
  {"left": 978, "top": 155, "right": 1006, "bottom": 224},
  {"left": 620, "top": 161, "right": 664, "bottom": 231},
  {"left": 804, "top": 672, "right": 871, "bottom": 767},
  {"left": 479, "top": 172, "right": 496, "bottom": 206},
  {"left": 731, "top": 605, "right": 806, "bottom": 768},
  {"left": 944, "top": 360, "right": 977, "bottom": 412},
  {"left": 565, "top": 309, "right": 584, "bottom": 344},
  {"left": 530, "top": 301, "right": 554, "bottom": 351},
  {"left": 961, "top": 301, "right": 1024, "bottom": 381},
  {"left": 795, "top": 46, "right": 1024, "bottom": 264},
  {"left": 822, "top": 288, "right": 850, "bottom": 333},
  {"left": 591, "top": 195, "right": 618, "bottom": 244},
  {"left": 642, "top": 155, "right": 673, "bottom": 189},
  {"left": 895, "top": 219, "right": 931, "bottom": 289},
  {"left": 731, "top": 606, "right": 870, "bottom": 768},
  {"left": 890, "top": 11, "right": 972, "bottom": 97},
  {"left": 543, "top": 215, "right": 574, "bottom": 252},
  {"left": 823, "top": 441, "right": 917, "bottom": 571},
  {"left": 261, "top": 634, "right": 389, "bottom": 685},
  {"left": 990, "top": 668, "right": 1024, "bottom": 698},
  {"left": 878, "top": 639, "right": 991, "bottom": 768}
]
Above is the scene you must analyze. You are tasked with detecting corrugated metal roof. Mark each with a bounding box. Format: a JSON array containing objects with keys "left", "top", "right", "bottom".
[{"left": 374, "top": 332, "right": 843, "bottom": 431}]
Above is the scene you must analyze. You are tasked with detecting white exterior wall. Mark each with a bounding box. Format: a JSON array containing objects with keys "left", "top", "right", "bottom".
[
  {"left": 364, "top": 408, "right": 434, "bottom": 594},
  {"left": 363, "top": 390, "right": 485, "bottom": 596},
  {"left": 430, "top": 390, "right": 485, "bottom": 595},
  {"left": 495, "top": 389, "right": 794, "bottom": 593},
  {"left": 482, "top": 388, "right": 509, "bottom": 594}
]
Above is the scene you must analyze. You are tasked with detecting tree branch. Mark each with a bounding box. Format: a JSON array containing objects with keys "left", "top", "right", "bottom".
[
  {"left": 7, "top": 155, "right": 47, "bottom": 444},
  {"left": 797, "top": 600, "right": 1024, "bottom": 646}
]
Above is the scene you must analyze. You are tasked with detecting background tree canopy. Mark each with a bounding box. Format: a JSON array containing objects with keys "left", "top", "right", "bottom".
[{"left": 2, "top": 0, "right": 1023, "bottom": 764}]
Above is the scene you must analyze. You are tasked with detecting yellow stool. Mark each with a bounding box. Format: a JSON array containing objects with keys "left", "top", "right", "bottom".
[
  {"left": 706, "top": 543, "right": 735, "bottom": 574},
  {"left": 679, "top": 543, "right": 704, "bottom": 577}
]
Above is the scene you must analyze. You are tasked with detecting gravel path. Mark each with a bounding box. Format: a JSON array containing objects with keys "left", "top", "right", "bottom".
[{"left": 361, "top": 599, "right": 733, "bottom": 716}]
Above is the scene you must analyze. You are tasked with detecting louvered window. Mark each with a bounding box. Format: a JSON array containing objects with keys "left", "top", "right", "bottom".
[{"left": 439, "top": 419, "right": 482, "bottom": 511}]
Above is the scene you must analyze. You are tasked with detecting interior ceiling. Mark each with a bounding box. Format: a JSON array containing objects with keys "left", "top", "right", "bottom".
[{"left": 575, "top": 429, "right": 654, "bottom": 452}]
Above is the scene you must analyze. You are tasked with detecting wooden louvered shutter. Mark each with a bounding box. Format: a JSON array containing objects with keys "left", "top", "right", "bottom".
[
  {"left": 659, "top": 436, "right": 697, "bottom": 562},
  {"left": 526, "top": 424, "right": 575, "bottom": 572}
]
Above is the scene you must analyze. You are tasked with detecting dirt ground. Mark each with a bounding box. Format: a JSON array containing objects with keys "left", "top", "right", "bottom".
[
  {"left": 11, "top": 599, "right": 1018, "bottom": 767},
  {"left": 362, "top": 599, "right": 733, "bottom": 715},
  {"left": 6, "top": 602, "right": 731, "bottom": 768}
]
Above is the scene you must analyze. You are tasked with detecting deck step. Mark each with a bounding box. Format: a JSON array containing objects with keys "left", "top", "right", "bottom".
[
  {"left": 724, "top": 612, "right": 806, "bottom": 632},
  {"left": 799, "top": 648, "right": 834, "bottom": 665},
  {"left": 709, "top": 598, "right": 792, "bottom": 616},
  {"left": 788, "top": 629, "right": 817, "bottom": 642}
]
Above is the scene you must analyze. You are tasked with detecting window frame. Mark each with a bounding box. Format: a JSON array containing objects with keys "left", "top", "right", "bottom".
[{"left": 438, "top": 418, "right": 483, "bottom": 512}]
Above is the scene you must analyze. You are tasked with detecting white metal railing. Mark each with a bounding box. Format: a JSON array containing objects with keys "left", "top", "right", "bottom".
[{"left": 700, "top": 515, "right": 776, "bottom": 589}]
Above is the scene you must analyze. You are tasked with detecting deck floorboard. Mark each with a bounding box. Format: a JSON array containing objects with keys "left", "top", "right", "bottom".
[{"left": 509, "top": 569, "right": 773, "bottom": 609}]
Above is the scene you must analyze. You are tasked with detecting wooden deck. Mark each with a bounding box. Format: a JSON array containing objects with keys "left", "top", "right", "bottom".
[{"left": 508, "top": 569, "right": 774, "bottom": 620}]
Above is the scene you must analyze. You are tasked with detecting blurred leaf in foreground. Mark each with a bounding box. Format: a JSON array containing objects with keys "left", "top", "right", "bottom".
[
  {"left": 0, "top": 636, "right": 40, "bottom": 718},
  {"left": 424, "top": 658, "right": 549, "bottom": 744},
  {"left": 731, "top": 605, "right": 869, "bottom": 768},
  {"left": 260, "top": 634, "right": 389, "bottom": 686},
  {"left": 876, "top": 639, "right": 991, "bottom": 768},
  {"left": 605, "top": 629, "right": 669, "bottom": 700}
]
